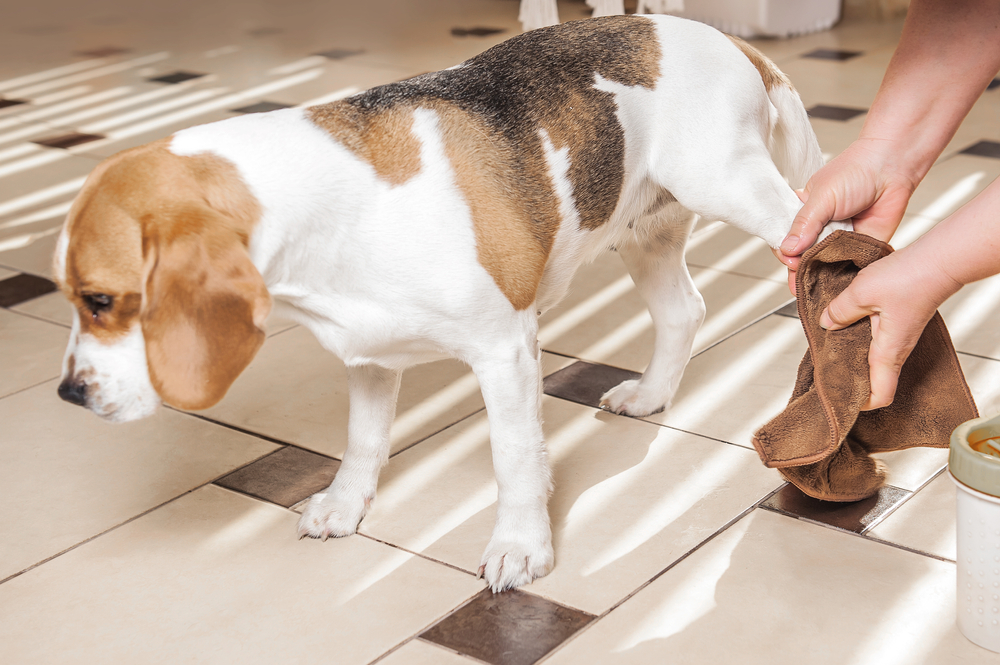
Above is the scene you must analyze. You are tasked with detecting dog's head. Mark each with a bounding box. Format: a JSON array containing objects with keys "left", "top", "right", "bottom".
[{"left": 55, "top": 141, "right": 271, "bottom": 422}]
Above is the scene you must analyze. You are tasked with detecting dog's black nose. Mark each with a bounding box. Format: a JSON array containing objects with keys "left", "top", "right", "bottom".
[{"left": 58, "top": 379, "right": 88, "bottom": 407}]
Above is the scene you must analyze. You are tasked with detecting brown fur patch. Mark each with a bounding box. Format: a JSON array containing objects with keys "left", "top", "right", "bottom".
[
  {"left": 725, "top": 35, "right": 790, "bottom": 91},
  {"left": 61, "top": 141, "right": 269, "bottom": 409},
  {"left": 309, "top": 16, "right": 662, "bottom": 310},
  {"left": 308, "top": 103, "right": 422, "bottom": 186},
  {"left": 434, "top": 104, "right": 557, "bottom": 311}
]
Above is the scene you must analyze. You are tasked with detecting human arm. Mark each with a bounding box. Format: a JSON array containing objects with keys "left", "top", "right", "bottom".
[
  {"left": 819, "top": 174, "right": 1000, "bottom": 410},
  {"left": 774, "top": 0, "right": 1000, "bottom": 289}
]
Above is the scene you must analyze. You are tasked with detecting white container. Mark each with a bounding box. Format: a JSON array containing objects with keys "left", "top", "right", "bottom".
[
  {"left": 673, "top": 0, "right": 841, "bottom": 38},
  {"left": 950, "top": 413, "right": 1000, "bottom": 653}
]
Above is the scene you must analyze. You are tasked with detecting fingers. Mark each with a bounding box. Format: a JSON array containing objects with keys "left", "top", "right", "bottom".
[
  {"left": 771, "top": 246, "right": 800, "bottom": 269},
  {"left": 860, "top": 314, "right": 906, "bottom": 411},
  {"left": 820, "top": 287, "right": 901, "bottom": 410}
]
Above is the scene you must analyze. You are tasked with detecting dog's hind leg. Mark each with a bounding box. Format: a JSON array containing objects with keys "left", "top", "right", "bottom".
[
  {"left": 469, "top": 326, "right": 554, "bottom": 592},
  {"left": 600, "top": 216, "right": 705, "bottom": 418},
  {"left": 297, "top": 363, "right": 401, "bottom": 540}
]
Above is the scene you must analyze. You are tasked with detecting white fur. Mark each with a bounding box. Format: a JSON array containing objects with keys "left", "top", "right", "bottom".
[
  {"left": 62, "top": 15, "right": 831, "bottom": 592},
  {"left": 62, "top": 310, "right": 161, "bottom": 422}
]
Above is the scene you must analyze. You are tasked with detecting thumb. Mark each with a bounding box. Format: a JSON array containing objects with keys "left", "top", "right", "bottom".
[
  {"left": 781, "top": 188, "right": 837, "bottom": 257},
  {"left": 820, "top": 286, "right": 871, "bottom": 331}
]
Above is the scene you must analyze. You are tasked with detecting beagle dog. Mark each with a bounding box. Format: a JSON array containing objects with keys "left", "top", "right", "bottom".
[{"left": 55, "top": 15, "right": 844, "bottom": 592}]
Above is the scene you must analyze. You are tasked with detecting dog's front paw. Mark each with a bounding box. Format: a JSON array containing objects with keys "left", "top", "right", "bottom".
[
  {"left": 478, "top": 540, "right": 554, "bottom": 593},
  {"left": 296, "top": 491, "right": 369, "bottom": 541},
  {"left": 599, "top": 379, "right": 667, "bottom": 417}
]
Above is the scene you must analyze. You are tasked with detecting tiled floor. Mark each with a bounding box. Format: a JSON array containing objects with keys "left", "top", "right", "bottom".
[{"left": 2, "top": 1, "right": 1000, "bottom": 663}]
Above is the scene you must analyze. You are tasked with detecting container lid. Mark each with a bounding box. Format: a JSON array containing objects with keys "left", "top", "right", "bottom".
[{"left": 951, "top": 413, "right": 1000, "bottom": 497}]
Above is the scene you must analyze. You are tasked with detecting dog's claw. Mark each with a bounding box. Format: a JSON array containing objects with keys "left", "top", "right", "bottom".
[{"left": 476, "top": 565, "right": 485, "bottom": 579}]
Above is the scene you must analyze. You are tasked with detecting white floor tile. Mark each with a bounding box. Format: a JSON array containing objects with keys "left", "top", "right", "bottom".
[
  {"left": 547, "top": 509, "right": 994, "bottom": 665},
  {"left": 0, "top": 485, "right": 482, "bottom": 664},
  {"left": 0, "top": 382, "right": 278, "bottom": 580}
]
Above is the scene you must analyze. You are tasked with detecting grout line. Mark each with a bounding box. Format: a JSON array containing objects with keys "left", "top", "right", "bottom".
[
  {"left": 170, "top": 410, "right": 348, "bottom": 461},
  {"left": 169, "top": 408, "right": 302, "bottom": 449},
  {"left": 0, "top": 373, "right": 62, "bottom": 402},
  {"left": 957, "top": 349, "right": 1000, "bottom": 363},
  {"left": 537, "top": 503, "right": 761, "bottom": 663},
  {"left": 0, "top": 448, "right": 279, "bottom": 587},
  {"left": 685, "top": 261, "right": 788, "bottom": 286},
  {"left": 211, "top": 481, "right": 292, "bottom": 510},
  {"left": 863, "top": 534, "right": 956, "bottom": 564},
  {"left": 691, "top": 305, "right": 798, "bottom": 360},
  {"left": 413, "top": 638, "right": 491, "bottom": 665},
  {"left": 0, "top": 265, "right": 54, "bottom": 281},
  {"left": 758, "top": 489, "right": 957, "bottom": 564},
  {"left": 756, "top": 483, "right": 911, "bottom": 536},
  {"left": 540, "top": 349, "right": 582, "bottom": 362},
  {"left": 859, "top": 465, "right": 948, "bottom": 535},
  {"left": 356, "top": 532, "right": 477, "bottom": 579},
  {"left": 367, "top": 594, "right": 490, "bottom": 665},
  {"left": 387, "top": 407, "right": 486, "bottom": 459},
  {"left": 3, "top": 306, "right": 70, "bottom": 328}
]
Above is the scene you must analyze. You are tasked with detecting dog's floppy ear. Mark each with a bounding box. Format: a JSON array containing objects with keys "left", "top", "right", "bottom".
[{"left": 140, "top": 205, "right": 270, "bottom": 410}]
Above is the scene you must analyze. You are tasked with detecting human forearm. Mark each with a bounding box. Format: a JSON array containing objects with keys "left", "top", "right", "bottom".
[
  {"left": 776, "top": 0, "right": 1000, "bottom": 281},
  {"left": 859, "top": 0, "right": 1000, "bottom": 185},
  {"left": 900, "top": 174, "right": 1000, "bottom": 289}
]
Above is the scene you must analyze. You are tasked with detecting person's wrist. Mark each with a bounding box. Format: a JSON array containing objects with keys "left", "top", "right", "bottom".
[
  {"left": 895, "top": 242, "right": 964, "bottom": 311},
  {"left": 854, "top": 130, "right": 932, "bottom": 192}
]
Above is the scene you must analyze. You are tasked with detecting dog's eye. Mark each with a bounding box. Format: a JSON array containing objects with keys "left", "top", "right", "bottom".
[{"left": 82, "top": 293, "right": 113, "bottom": 317}]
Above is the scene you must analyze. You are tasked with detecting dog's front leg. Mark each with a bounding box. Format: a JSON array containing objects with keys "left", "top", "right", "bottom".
[
  {"left": 298, "top": 363, "right": 401, "bottom": 540},
  {"left": 472, "top": 339, "right": 554, "bottom": 592}
]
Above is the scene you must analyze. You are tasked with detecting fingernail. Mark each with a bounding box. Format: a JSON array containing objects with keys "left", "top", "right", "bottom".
[
  {"left": 780, "top": 235, "right": 799, "bottom": 253},
  {"left": 819, "top": 312, "right": 832, "bottom": 329}
]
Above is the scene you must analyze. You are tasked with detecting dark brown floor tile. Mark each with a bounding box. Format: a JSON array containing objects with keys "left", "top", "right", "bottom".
[
  {"left": 774, "top": 299, "right": 799, "bottom": 319},
  {"left": 76, "top": 47, "right": 131, "bottom": 57},
  {"left": 0, "top": 273, "right": 58, "bottom": 307},
  {"left": 801, "top": 48, "right": 863, "bottom": 61},
  {"left": 451, "top": 27, "right": 506, "bottom": 37},
  {"left": 542, "top": 360, "right": 641, "bottom": 409},
  {"left": 420, "top": 589, "right": 593, "bottom": 665},
  {"left": 959, "top": 140, "right": 1000, "bottom": 159},
  {"left": 247, "top": 27, "right": 283, "bottom": 37},
  {"left": 807, "top": 104, "right": 868, "bottom": 121},
  {"left": 148, "top": 71, "right": 207, "bottom": 84},
  {"left": 33, "top": 132, "right": 105, "bottom": 149},
  {"left": 0, "top": 99, "right": 28, "bottom": 110},
  {"left": 314, "top": 48, "right": 365, "bottom": 60},
  {"left": 231, "top": 101, "right": 293, "bottom": 114},
  {"left": 215, "top": 446, "right": 340, "bottom": 508},
  {"left": 760, "top": 483, "right": 911, "bottom": 534}
]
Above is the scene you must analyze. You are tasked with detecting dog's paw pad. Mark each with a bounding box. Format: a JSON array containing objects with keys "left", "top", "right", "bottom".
[
  {"left": 296, "top": 492, "right": 366, "bottom": 541},
  {"left": 599, "top": 379, "right": 667, "bottom": 418},
  {"left": 479, "top": 542, "right": 554, "bottom": 592}
]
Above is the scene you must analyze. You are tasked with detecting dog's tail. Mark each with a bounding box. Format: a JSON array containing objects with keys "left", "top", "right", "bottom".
[
  {"left": 766, "top": 83, "right": 824, "bottom": 190},
  {"left": 727, "top": 36, "right": 824, "bottom": 190}
]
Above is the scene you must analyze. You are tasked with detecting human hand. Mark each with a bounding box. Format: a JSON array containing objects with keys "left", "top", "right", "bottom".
[
  {"left": 817, "top": 247, "right": 960, "bottom": 410},
  {"left": 772, "top": 139, "right": 918, "bottom": 294}
]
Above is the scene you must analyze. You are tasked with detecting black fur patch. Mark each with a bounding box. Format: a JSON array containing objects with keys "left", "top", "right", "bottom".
[{"left": 336, "top": 16, "right": 661, "bottom": 232}]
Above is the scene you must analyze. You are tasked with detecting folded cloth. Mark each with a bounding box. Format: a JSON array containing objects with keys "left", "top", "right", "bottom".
[{"left": 752, "top": 230, "right": 978, "bottom": 501}]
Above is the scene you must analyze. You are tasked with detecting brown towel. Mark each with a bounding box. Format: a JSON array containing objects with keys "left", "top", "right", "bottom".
[{"left": 752, "top": 230, "right": 978, "bottom": 501}]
